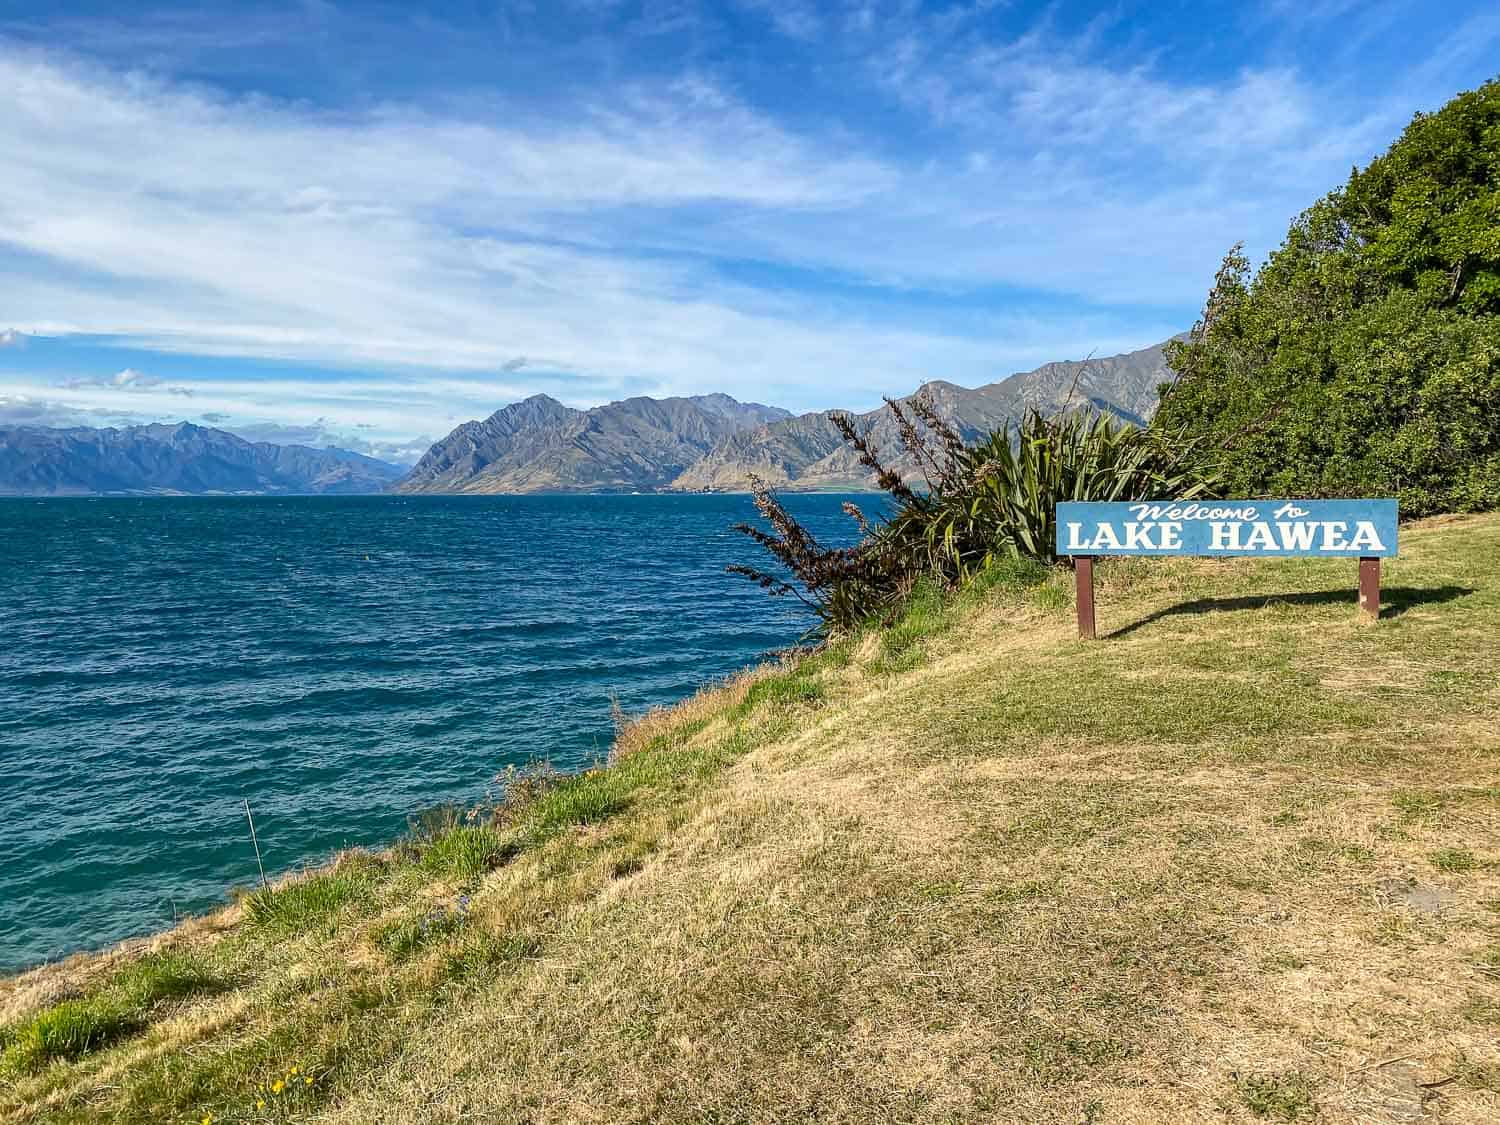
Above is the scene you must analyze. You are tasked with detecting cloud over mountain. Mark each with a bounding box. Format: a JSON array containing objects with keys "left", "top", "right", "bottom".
[{"left": 61, "top": 369, "right": 194, "bottom": 396}]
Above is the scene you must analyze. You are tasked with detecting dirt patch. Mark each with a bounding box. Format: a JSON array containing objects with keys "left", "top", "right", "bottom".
[{"left": 1374, "top": 877, "right": 1459, "bottom": 914}]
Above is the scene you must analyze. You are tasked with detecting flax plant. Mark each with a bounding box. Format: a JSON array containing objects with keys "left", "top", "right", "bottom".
[{"left": 730, "top": 391, "right": 1217, "bottom": 633}]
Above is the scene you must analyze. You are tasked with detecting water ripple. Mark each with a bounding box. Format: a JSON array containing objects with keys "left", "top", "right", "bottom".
[{"left": 0, "top": 493, "right": 866, "bottom": 972}]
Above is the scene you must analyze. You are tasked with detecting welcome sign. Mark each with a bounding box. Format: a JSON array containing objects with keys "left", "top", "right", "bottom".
[
  {"left": 1055, "top": 498, "right": 1399, "bottom": 638},
  {"left": 1056, "top": 499, "right": 1399, "bottom": 558}
]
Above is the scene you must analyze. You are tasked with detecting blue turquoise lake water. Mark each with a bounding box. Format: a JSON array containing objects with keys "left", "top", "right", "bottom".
[{"left": 0, "top": 494, "right": 866, "bottom": 973}]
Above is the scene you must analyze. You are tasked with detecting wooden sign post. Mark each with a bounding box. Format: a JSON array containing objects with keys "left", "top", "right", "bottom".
[
  {"left": 1075, "top": 556, "right": 1096, "bottom": 640},
  {"left": 1057, "top": 499, "right": 1398, "bottom": 640},
  {"left": 1359, "top": 556, "right": 1381, "bottom": 620}
]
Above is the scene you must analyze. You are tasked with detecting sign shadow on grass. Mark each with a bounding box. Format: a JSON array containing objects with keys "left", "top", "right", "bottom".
[{"left": 1105, "top": 585, "right": 1475, "bottom": 640}]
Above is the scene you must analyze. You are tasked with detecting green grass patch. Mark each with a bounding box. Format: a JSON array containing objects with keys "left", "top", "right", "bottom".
[
  {"left": 1260, "top": 952, "right": 1309, "bottom": 972},
  {"left": 648, "top": 714, "right": 713, "bottom": 751},
  {"left": 1020, "top": 1030, "right": 1133, "bottom": 1083},
  {"left": 734, "top": 669, "right": 825, "bottom": 716},
  {"left": 1234, "top": 1071, "right": 1318, "bottom": 1120},
  {"left": 1393, "top": 789, "right": 1446, "bottom": 822},
  {"left": 870, "top": 579, "right": 949, "bottom": 674},
  {"left": 1431, "top": 847, "right": 1479, "bottom": 873},
  {"left": 97, "top": 965, "right": 411, "bottom": 1123},
  {"left": 377, "top": 908, "right": 467, "bottom": 961},
  {"left": 419, "top": 825, "right": 514, "bottom": 881},
  {"left": 442, "top": 928, "right": 543, "bottom": 982},
  {"left": 1462, "top": 994, "right": 1500, "bottom": 1026},
  {"left": 1032, "top": 579, "right": 1071, "bottom": 611},
  {"left": 1, "top": 997, "right": 140, "bottom": 1074},
  {"left": 111, "top": 950, "right": 225, "bottom": 1008},
  {"left": 985, "top": 879, "right": 1053, "bottom": 905},
  {"left": 800, "top": 639, "right": 854, "bottom": 673},
  {"left": 244, "top": 870, "right": 373, "bottom": 935},
  {"left": 524, "top": 770, "right": 631, "bottom": 839},
  {"left": 0, "top": 949, "right": 225, "bottom": 1076},
  {"left": 966, "top": 555, "right": 1051, "bottom": 598}
]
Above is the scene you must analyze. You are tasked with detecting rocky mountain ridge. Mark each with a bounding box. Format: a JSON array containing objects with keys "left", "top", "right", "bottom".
[
  {"left": 401, "top": 340, "right": 1177, "bottom": 494},
  {"left": 394, "top": 393, "right": 791, "bottom": 494}
]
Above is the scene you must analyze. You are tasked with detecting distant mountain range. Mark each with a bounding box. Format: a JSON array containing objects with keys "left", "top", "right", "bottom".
[
  {"left": 0, "top": 423, "right": 404, "bottom": 496},
  {"left": 395, "top": 393, "right": 792, "bottom": 494},
  {"left": 399, "top": 339, "right": 1177, "bottom": 495},
  {"left": 0, "top": 341, "right": 1177, "bottom": 497}
]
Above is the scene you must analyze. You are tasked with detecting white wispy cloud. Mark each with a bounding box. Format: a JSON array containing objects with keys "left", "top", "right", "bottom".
[
  {"left": 1, "top": 49, "right": 937, "bottom": 406},
  {"left": 59, "top": 368, "right": 195, "bottom": 396},
  {"left": 0, "top": 6, "right": 1489, "bottom": 444},
  {"left": 219, "top": 419, "right": 433, "bottom": 464},
  {"left": 0, "top": 392, "right": 141, "bottom": 429}
]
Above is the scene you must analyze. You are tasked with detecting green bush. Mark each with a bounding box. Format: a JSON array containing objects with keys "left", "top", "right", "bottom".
[
  {"left": 1156, "top": 78, "right": 1500, "bottom": 515},
  {"left": 895, "top": 405, "right": 1213, "bottom": 570}
]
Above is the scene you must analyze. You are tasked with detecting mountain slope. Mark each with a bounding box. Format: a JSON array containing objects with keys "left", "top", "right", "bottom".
[
  {"left": 389, "top": 395, "right": 584, "bottom": 493},
  {"left": 395, "top": 393, "right": 791, "bottom": 494},
  {"left": 5, "top": 514, "right": 1497, "bottom": 1123},
  {"left": 0, "top": 423, "right": 403, "bottom": 496},
  {"left": 673, "top": 339, "right": 1177, "bottom": 492}
]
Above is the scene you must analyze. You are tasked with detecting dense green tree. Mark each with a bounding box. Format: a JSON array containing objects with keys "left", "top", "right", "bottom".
[{"left": 1156, "top": 77, "right": 1500, "bottom": 515}]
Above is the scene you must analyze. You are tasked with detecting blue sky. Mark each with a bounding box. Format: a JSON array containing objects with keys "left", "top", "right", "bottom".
[{"left": 1, "top": 1, "right": 1496, "bottom": 463}]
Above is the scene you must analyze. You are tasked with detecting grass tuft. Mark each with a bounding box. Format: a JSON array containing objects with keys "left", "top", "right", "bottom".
[
  {"left": 0, "top": 949, "right": 224, "bottom": 1075},
  {"left": 525, "top": 771, "right": 631, "bottom": 839},
  {"left": 1234, "top": 1071, "right": 1318, "bottom": 1120},
  {"left": 1392, "top": 789, "right": 1445, "bottom": 822},
  {"left": 1430, "top": 847, "right": 1479, "bottom": 873},
  {"left": 734, "top": 670, "right": 825, "bottom": 716},
  {"left": 377, "top": 904, "right": 468, "bottom": 961},
  {"left": 244, "top": 870, "right": 372, "bottom": 935},
  {"left": 442, "top": 929, "right": 542, "bottom": 980},
  {"left": 419, "top": 826, "right": 514, "bottom": 881},
  {"left": 111, "top": 950, "right": 224, "bottom": 1009},
  {"left": 1, "top": 998, "right": 139, "bottom": 1074},
  {"left": 869, "top": 579, "right": 950, "bottom": 674},
  {"left": 966, "top": 554, "right": 1051, "bottom": 597}
]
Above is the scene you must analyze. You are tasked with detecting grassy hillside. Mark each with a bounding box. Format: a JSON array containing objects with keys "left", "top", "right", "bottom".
[{"left": 3, "top": 515, "right": 1498, "bottom": 1124}]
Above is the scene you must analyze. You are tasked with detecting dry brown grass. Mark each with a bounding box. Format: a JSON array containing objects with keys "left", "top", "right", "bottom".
[{"left": 608, "top": 665, "right": 763, "bottom": 761}]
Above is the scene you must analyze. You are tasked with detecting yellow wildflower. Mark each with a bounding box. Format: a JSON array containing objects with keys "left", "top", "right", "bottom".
[
  {"left": 256, "top": 1099, "right": 266, "bottom": 1110},
  {"left": 272, "top": 1079, "right": 285, "bottom": 1093},
  {"left": 202, "top": 1116, "right": 214, "bottom": 1125},
  {"left": 290, "top": 1065, "right": 299, "bottom": 1075},
  {"left": 305, "top": 1076, "right": 314, "bottom": 1085}
]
